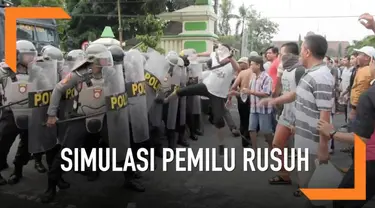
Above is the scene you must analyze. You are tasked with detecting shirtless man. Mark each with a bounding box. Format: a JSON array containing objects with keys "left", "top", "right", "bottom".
[{"left": 228, "top": 54, "right": 257, "bottom": 146}]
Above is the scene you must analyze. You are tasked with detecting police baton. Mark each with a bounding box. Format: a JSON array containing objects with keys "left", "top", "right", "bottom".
[
  {"left": 43, "top": 111, "right": 106, "bottom": 126},
  {"left": 0, "top": 98, "right": 28, "bottom": 110}
]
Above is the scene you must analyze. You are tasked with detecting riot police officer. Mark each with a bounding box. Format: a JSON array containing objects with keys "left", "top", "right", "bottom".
[
  {"left": 123, "top": 49, "right": 150, "bottom": 156},
  {"left": 41, "top": 45, "right": 65, "bottom": 79},
  {"left": 0, "top": 61, "right": 11, "bottom": 185},
  {"left": 161, "top": 52, "right": 185, "bottom": 149},
  {"left": 180, "top": 49, "right": 204, "bottom": 141},
  {"left": 41, "top": 44, "right": 144, "bottom": 204},
  {"left": 0, "top": 40, "right": 63, "bottom": 185},
  {"left": 177, "top": 55, "right": 189, "bottom": 147},
  {"left": 144, "top": 49, "right": 170, "bottom": 157},
  {"left": 62, "top": 49, "right": 85, "bottom": 77},
  {"left": 31, "top": 45, "right": 66, "bottom": 174}
]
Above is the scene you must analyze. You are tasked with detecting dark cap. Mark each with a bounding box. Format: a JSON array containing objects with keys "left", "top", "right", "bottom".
[
  {"left": 249, "top": 56, "right": 265, "bottom": 71},
  {"left": 249, "top": 55, "right": 264, "bottom": 65}
]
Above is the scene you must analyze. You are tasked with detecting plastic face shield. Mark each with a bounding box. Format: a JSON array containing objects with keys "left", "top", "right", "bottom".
[
  {"left": 90, "top": 51, "right": 114, "bottom": 67},
  {"left": 21, "top": 51, "right": 37, "bottom": 65}
]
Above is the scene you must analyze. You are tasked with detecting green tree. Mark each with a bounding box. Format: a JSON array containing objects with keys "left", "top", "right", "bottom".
[
  {"left": 246, "top": 7, "right": 278, "bottom": 52},
  {"left": 233, "top": 3, "right": 248, "bottom": 37},
  {"left": 165, "top": 0, "right": 195, "bottom": 12},
  {"left": 347, "top": 35, "right": 375, "bottom": 55},
  {"left": 218, "top": 0, "right": 235, "bottom": 35},
  {"left": 136, "top": 14, "right": 166, "bottom": 54}
]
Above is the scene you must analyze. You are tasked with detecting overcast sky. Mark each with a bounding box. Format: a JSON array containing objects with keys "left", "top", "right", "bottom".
[{"left": 229, "top": 0, "right": 375, "bottom": 43}]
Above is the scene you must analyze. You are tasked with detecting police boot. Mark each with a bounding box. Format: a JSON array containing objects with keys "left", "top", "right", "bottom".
[
  {"left": 40, "top": 179, "right": 57, "bottom": 203},
  {"left": 7, "top": 165, "right": 23, "bottom": 185},
  {"left": 133, "top": 170, "right": 142, "bottom": 179},
  {"left": 177, "top": 126, "right": 189, "bottom": 147},
  {"left": 123, "top": 171, "right": 145, "bottom": 192},
  {"left": 0, "top": 173, "right": 6, "bottom": 185},
  {"left": 150, "top": 128, "right": 163, "bottom": 158},
  {"left": 194, "top": 114, "right": 203, "bottom": 136},
  {"left": 189, "top": 129, "right": 198, "bottom": 141},
  {"left": 166, "top": 129, "right": 177, "bottom": 149},
  {"left": 34, "top": 160, "right": 47, "bottom": 173},
  {"left": 57, "top": 177, "right": 70, "bottom": 190}
]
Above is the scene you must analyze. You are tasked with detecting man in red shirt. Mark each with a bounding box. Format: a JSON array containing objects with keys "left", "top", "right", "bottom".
[
  {"left": 265, "top": 47, "right": 280, "bottom": 132},
  {"left": 265, "top": 46, "right": 280, "bottom": 95}
]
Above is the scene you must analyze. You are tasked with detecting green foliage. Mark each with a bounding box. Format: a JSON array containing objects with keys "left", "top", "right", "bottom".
[
  {"left": 135, "top": 14, "right": 166, "bottom": 54},
  {"left": 217, "top": 0, "right": 278, "bottom": 54},
  {"left": 246, "top": 7, "right": 278, "bottom": 53},
  {"left": 347, "top": 35, "right": 375, "bottom": 55},
  {"left": 218, "top": 0, "right": 235, "bottom": 36}
]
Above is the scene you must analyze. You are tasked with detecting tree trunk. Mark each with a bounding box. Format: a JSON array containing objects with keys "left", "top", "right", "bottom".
[{"left": 214, "top": 0, "right": 218, "bottom": 34}]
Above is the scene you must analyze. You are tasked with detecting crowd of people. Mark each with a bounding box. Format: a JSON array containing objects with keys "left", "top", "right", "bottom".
[{"left": 218, "top": 12, "right": 374, "bottom": 208}]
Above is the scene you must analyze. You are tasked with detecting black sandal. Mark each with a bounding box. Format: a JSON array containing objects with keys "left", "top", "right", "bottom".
[
  {"left": 268, "top": 175, "right": 292, "bottom": 185},
  {"left": 293, "top": 186, "right": 303, "bottom": 197}
]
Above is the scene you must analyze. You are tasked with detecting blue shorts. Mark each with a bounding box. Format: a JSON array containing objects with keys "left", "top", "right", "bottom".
[{"left": 249, "top": 113, "right": 273, "bottom": 134}]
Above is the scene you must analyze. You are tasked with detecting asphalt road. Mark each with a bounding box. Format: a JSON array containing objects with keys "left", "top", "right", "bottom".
[{"left": 0, "top": 102, "right": 373, "bottom": 208}]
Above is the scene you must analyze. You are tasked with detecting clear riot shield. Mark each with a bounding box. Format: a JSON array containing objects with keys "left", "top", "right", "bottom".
[
  {"left": 124, "top": 49, "right": 149, "bottom": 143},
  {"left": 4, "top": 71, "right": 35, "bottom": 130},
  {"left": 60, "top": 60, "right": 75, "bottom": 79},
  {"left": 187, "top": 62, "right": 202, "bottom": 115},
  {"left": 144, "top": 49, "right": 170, "bottom": 110},
  {"left": 187, "top": 63, "right": 203, "bottom": 85},
  {"left": 179, "top": 67, "right": 187, "bottom": 127},
  {"left": 28, "top": 59, "right": 58, "bottom": 153},
  {"left": 104, "top": 65, "right": 130, "bottom": 162},
  {"left": 145, "top": 48, "right": 170, "bottom": 82},
  {"left": 165, "top": 64, "right": 182, "bottom": 130},
  {"left": 58, "top": 60, "right": 76, "bottom": 141}
]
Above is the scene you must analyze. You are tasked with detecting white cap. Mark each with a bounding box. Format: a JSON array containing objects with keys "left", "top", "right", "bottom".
[
  {"left": 354, "top": 46, "right": 375, "bottom": 58},
  {"left": 237, "top": 57, "right": 248, "bottom": 63},
  {"left": 249, "top": 51, "right": 259, "bottom": 57}
]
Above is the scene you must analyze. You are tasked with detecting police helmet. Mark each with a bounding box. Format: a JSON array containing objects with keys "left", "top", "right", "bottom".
[
  {"left": 166, "top": 51, "right": 180, "bottom": 66},
  {"left": 66, "top": 49, "right": 85, "bottom": 62},
  {"left": 41, "top": 45, "right": 63, "bottom": 61},
  {"left": 17, "top": 40, "right": 37, "bottom": 65},
  {"left": 108, "top": 45, "right": 125, "bottom": 63},
  {"left": 177, "top": 57, "right": 185, "bottom": 67},
  {"left": 85, "top": 44, "right": 114, "bottom": 68}
]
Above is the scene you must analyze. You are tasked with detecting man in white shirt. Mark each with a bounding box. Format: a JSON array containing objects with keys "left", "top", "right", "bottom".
[
  {"left": 163, "top": 44, "right": 241, "bottom": 155},
  {"left": 339, "top": 56, "right": 353, "bottom": 123}
]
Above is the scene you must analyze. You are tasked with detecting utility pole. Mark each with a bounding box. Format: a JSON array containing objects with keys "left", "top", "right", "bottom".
[{"left": 117, "top": 0, "right": 123, "bottom": 47}]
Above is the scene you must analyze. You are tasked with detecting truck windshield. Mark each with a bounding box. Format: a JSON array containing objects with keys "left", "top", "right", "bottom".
[
  {"left": 17, "top": 24, "right": 35, "bottom": 41},
  {"left": 35, "top": 26, "right": 56, "bottom": 43},
  {"left": 16, "top": 24, "right": 56, "bottom": 43}
]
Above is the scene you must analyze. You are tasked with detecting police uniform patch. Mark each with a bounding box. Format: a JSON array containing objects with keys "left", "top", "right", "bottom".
[
  {"left": 93, "top": 89, "right": 102, "bottom": 99},
  {"left": 18, "top": 83, "right": 27, "bottom": 94},
  {"left": 61, "top": 73, "right": 72, "bottom": 84}
]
